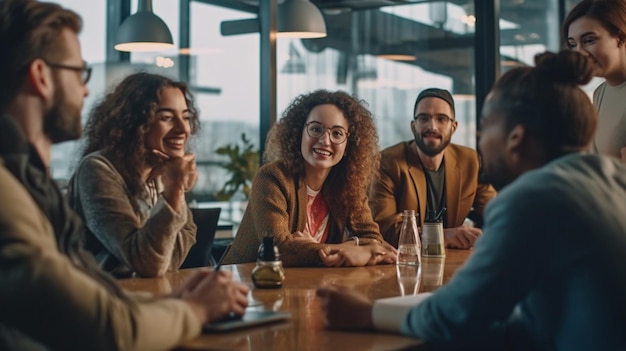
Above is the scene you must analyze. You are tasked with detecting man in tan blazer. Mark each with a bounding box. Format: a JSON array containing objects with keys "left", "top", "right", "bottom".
[
  {"left": 0, "top": 1, "right": 247, "bottom": 350},
  {"left": 370, "top": 88, "right": 496, "bottom": 248}
]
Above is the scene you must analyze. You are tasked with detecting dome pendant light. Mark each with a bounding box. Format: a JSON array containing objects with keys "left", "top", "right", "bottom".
[
  {"left": 221, "top": 0, "right": 326, "bottom": 39},
  {"left": 114, "top": 0, "right": 174, "bottom": 52},
  {"left": 277, "top": 0, "right": 326, "bottom": 39}
]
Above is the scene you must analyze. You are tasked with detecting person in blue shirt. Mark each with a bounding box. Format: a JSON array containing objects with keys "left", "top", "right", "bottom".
[{"left": 316, "top": 50, "right": 626, "bottom": 350}]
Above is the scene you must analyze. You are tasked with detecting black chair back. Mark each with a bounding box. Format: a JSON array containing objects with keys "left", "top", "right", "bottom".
[{"left": 180, "top": 207, "right": 221, "bottom": 268}]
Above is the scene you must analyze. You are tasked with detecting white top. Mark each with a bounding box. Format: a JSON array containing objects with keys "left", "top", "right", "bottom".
[{"left": 593, "top": 81, "right": 626, "bottom": 159}]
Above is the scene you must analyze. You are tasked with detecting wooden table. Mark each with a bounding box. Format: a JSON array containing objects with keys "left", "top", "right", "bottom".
[{"left": 119, "top": 249, "right": 471, "bottom": 351}]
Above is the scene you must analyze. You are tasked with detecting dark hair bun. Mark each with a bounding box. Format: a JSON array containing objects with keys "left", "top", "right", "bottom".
[{"left": 534, "top": 50, "right": 594, "bottom": 86}]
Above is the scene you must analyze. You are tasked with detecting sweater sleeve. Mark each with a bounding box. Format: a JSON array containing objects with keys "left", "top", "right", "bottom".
[
  {"left": 247, "top": 165, "right": 329, "bottom": 266},
  {"left": 369, "top": 154, "right": 404, "bottom": 247},
  {"left": 72, "top": 155, "right": 196, "bottom": 277},
  {"left": 0, "top": 166, "right": 202, "bottom": 351}
]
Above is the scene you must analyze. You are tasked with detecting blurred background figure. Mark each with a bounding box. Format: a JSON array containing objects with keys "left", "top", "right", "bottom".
[{"left": 564, "top": 0, "right": 626, "bottom": 161}]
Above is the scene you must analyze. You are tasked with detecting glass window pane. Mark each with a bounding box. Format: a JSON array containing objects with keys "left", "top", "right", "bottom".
[
  {"left": 278, "top": 2, "right": 477, "bottom": 149},
  {"left": 50, "top": 0, "right": 106, "bottom": 182},
  {"left": 188, "top": 3, "right": 259, "bottom": 216}
]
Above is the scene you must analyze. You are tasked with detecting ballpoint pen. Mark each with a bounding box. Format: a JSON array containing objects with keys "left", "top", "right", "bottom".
[
  {"left": 213, "top": 243, "right": 232, "bottom": 271},
  {"left": 435, "top": 207, "right": 447, "bottom": 222}
]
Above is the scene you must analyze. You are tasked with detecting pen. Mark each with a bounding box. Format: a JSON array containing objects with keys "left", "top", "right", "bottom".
[
  {"left": 213, "top": 243, "right": 232, "bottom": 271},
  {"left": 435, "top": 207, "right": 447, "bottom": 222}
]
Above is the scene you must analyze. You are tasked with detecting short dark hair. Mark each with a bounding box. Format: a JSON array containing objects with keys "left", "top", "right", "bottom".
[
  {"left": 562, "top": 0, "right": 626, "bottom": 48},
  {"left": 486, "top": 50, "right": 596, "bottom": 161},
  {"left": 413, "top": 88, "right": 455, "bottom": 118},
  {"left": 0, "top": 0, "right": 81, "bottom": 112}
]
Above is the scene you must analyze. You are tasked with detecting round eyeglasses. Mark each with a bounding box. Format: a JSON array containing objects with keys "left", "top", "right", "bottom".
[{"left": 305, "top": 121, "right": 349, "bottom": 144}]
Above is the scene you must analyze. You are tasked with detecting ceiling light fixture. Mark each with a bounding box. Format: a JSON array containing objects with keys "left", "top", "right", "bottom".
[
  {"left": 377, "top": 43, "right": 417, "bottom": 61},
  {"left": 376, "top": 8, "right": 416, "bottom": 62},
  {"left": 114, "top": 0, "right": 174, "bottom": 52},
  {"left": 221, "top": 0, "right": 327, "bottom": 39}
]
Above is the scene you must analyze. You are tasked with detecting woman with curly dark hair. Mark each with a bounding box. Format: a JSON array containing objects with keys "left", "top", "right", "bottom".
[
  {"left": 68, "top": 72, "right": 200, "bottom": 277},
  {"left": 223, "top": 90, "right": 396, "bottom": 267}
]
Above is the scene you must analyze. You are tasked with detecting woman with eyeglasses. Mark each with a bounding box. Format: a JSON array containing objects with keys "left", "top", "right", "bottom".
[
  {"left": 564, "top": 0, "right": 626, "bottom": 162},
  {"left": 67, "top": 72, "right": 199, "bottom": 277},
  {"left": 222, "top": 90, "right": 397, "bottom": 267}
]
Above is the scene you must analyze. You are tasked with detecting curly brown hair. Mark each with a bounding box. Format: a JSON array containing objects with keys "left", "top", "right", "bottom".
[
  {"left": 265, "top": 89, "right": 380, "bottom": 216},
  {"left": 80, "top": 72, "right": 200, "bottom": 198}
]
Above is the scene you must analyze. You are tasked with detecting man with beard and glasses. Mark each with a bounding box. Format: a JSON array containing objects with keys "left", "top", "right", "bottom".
[
  {"left": 0, "top": 1, "right": 248, "bottom": 350},
  {"left": 318, "top": 50, "right": 626, "bottom": 351},
  {"left": 369, "top": 88, "right": 496, "bottom": 248}
]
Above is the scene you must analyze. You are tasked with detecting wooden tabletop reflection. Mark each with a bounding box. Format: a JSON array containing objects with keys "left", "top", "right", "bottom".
[{"left": 119, "top": 249, "right": 471, "bottom": 351}]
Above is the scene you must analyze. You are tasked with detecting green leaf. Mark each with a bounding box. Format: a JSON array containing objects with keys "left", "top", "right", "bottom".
[{"left": 215, "top": 132, "right": 259, "bottom": 200}]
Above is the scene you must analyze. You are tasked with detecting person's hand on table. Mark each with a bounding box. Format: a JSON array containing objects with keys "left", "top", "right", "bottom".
[
  {"left": 444, "top": 226, "right": 481, "bottom": 249},
  {"left": 316, "top": 285, "right": 374, "bottom": 330},
  {"left": 318, "top": 240, "right": 397, "bottom": 267},
  {"left": 177, "top": 269, "right": 249, "bottom": 324}
]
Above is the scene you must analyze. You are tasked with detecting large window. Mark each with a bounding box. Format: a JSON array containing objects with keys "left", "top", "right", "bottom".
[
  {"left": 278, "top": 2, "right": 477, "bottom": 149},
  {"left": 50, "top": 0, "right": 107, "bottom": 181},
  {"left": 47, "top": 0, "right": 583, "bottom": 224}
]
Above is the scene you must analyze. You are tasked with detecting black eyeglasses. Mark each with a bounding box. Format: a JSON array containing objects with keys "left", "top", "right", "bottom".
[
  {"left": 44, "top": 60, "right": 92, "bottom": 85},
  {"left": 414, "top": 114, "right": 454, "bottom": 125},
  {"left": 305, "top": 121, "right": 349, "bottom": 144}
]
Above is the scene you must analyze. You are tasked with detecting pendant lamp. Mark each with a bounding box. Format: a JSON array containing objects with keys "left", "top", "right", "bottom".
[
  {"left": 114, "top": 0, "right": 174, "bottom": 52},
  {"left": 221, "top": 0, "right": 326, "bottom": 39},
  {"left": 277, "top": 0, "right": 326, "bottom": 38}
]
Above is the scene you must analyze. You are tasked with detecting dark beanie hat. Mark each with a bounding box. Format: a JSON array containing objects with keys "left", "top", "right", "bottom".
[{"left": 413, "top": 88, "right": 455, "bottom": 117}]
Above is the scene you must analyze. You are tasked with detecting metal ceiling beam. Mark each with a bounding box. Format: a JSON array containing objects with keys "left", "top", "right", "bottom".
[{"left": 259, "top": 0, "right": 277, "bottom": 161}]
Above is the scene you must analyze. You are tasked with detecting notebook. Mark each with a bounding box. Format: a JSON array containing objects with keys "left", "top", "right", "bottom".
[{"left": 203, "top": 310, "right": 291, "bottom": 332}]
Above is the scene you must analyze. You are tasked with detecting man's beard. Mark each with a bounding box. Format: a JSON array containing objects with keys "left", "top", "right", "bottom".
[
  {"left": 415, "top": 132, "right": 451, "bottom": 157},
  {"left": 43, "top": 85, "right": 82, "bottom": 144}
]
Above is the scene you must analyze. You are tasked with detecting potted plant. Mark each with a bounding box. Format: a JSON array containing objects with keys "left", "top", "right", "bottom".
[{"left": 215, "top": 132, "right": 260, "bottom": 201}]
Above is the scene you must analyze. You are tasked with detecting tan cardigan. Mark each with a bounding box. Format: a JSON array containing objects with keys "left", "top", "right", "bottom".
[
  {"left": 222, "top": 161, "right": 383, "bottom": 266},
  {"left": 68, "top": 152, "right": 197, "bottom": 277},
  {"left": 0, "top": 160, "right": 201, "bottom": 351}
]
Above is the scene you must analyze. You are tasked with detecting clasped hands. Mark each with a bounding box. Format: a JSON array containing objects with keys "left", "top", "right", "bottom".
[{"left": 292, "top": 232, "right": 397, "bottom": 267}]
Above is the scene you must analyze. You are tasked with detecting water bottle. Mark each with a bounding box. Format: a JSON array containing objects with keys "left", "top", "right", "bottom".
[{"left": 397, "top": 210, "right": 421, "bottom": 266}]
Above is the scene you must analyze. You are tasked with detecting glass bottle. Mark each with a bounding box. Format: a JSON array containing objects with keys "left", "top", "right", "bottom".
[
  {"left": 252, "top": 236, "right": 285, "bottom": 289},
  {"left": 397, "top": 210, "right": 421, "bottom": 266}
]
